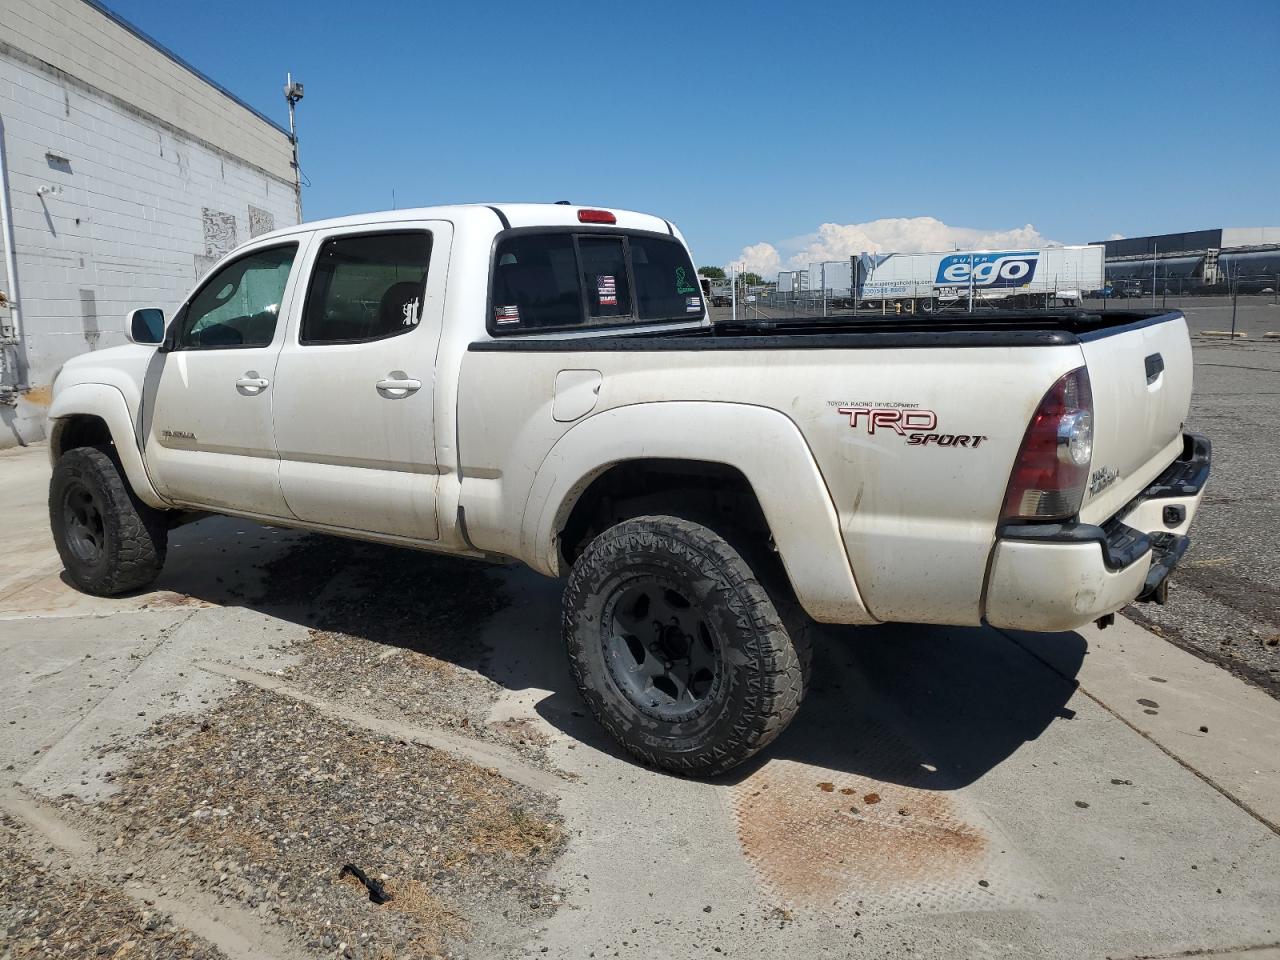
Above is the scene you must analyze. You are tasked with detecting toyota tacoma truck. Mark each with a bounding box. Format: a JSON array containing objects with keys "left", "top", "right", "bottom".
[{"left": 45, "top": 203, "right": 1210, "bottom": 775}]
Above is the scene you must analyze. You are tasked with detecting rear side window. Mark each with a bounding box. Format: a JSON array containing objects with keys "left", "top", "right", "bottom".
[
  {"left": 630, "top": 235, "right": 703, "bottom": 320},
  {"left": 492, "top": 234, "right": 582, "bottom": 331},
  {"left": 301, "top": 231, "right": 432, "bottom": 345},
  {"left": 490, "top": 230, "right": 702, "bottom": 334}
]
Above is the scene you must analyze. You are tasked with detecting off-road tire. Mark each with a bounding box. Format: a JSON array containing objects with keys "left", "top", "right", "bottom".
[
  {"left": 49, "top": 445, "right": 167, "bottom": 596},
  {"left": 563, "top": 515, "right": 810, "bottom": 776}
]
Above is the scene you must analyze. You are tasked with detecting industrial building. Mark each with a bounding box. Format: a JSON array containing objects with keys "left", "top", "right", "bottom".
[
  {"left": 1091, "top": 228, "right": 1280, "bottom": 295},
  {"left": 0, "top": 0, "right": 300, "bottom": 446}
]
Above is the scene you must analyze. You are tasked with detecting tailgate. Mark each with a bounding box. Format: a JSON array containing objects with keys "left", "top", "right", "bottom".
[{"left": 1078, "top": 312, "right": 1193, "bottom": 523}]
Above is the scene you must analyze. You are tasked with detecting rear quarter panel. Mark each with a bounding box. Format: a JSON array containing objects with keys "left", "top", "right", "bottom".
[{"left": 457, "top": 342, "right": 1083, "bottom": 625}]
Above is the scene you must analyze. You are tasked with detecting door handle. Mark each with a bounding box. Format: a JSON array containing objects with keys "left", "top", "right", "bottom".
[
  {"left": 376, "top": 374, "right": 422, "bottom": 398},
  {"left": 235, "top": 373, "right": 270, "bottom": 393}
]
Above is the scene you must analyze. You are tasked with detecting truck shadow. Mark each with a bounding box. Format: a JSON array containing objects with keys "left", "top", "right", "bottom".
[
  {"left": 153, "top": 521, "right": 1085, "bottom": 792},
  {"left": 722, "top": 621, "right": 1085, "bottom": 790}
]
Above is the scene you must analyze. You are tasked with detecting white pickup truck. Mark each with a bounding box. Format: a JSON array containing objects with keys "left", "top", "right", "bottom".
[{"left": 46, "top": 203, "right": 1210, "bottom": 774}]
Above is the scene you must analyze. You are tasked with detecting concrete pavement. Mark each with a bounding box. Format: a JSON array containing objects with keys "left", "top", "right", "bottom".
[{"left": 3, "top": 440, "right": 1279, "bottom": 959}]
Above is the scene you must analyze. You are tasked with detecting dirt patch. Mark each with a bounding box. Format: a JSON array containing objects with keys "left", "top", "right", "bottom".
[
  {"left": 80, "top": 685, "right": 564, "bottom": 958},
  {"left": 732, "top": 760, "right": 986, "bottom": 908},
  {"left": 142, "top": 590, "right": 211, "bottom": 608},
  {"left": 0, "top": 813, "right": 225, "bottom": 960}
]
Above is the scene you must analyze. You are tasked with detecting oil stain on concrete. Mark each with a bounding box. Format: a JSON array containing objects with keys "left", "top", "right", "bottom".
[{"left": 732, "top": 758, "right": 990, "bottom": 912}]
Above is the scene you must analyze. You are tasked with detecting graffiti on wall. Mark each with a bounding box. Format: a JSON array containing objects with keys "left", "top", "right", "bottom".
[
  {"left": 202, "top": 208, "right": 238, "bottom": 258},
  {"left": 248, "top": 205, "right": 275, "bottom": 238}
]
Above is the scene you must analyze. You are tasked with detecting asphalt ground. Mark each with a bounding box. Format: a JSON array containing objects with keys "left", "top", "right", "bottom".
[
  {"left": 1125, "top": 298, "right": 1280, "bottom": 694},
  {"left": 3, "top": 427, "right": 1280, "bottom": 958}
]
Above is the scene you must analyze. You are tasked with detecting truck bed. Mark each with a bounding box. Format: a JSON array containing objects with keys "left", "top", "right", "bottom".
[{"left": 460, "top": 307, "right": 1192, "bottom": 626}]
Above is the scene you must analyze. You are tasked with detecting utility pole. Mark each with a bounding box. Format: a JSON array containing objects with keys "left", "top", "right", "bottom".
[
  {"left": 1230, "top": 262, "right": 1239, "bottom": 340},
  {"left": 852, "top": 255, "right": 859, "bottom": 317},
  {"left": 968, "top": 252, "right": 975, "bottom": 313},
  {"left": 284, "top": 74, "right": 304, "bottom": 221},
  {"left": 1151, "top": 240, "right": 1158, "bottom": 308}
]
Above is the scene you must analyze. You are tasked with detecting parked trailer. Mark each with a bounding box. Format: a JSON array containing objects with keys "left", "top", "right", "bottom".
[{"left": 849, "top": 245, "right": 1104, "bottom": 313}]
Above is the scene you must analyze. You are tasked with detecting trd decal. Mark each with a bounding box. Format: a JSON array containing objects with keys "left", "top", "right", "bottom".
[
  {"left": 836, "top": 406, "right": 937, "bottom": 434},
  {"left": 832, "top": 403, "right": 988, "bottom": 448}
]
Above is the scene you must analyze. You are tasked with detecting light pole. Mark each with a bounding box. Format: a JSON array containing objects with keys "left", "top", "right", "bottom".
[
  {"left": 730, "top": 262, "right": 738, "bottom": 324},
  {"left": 284, "top": 74, "right": 304, "bottom": 221}
]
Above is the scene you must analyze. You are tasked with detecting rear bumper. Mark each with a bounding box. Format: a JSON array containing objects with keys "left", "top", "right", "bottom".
[{"left": 984, "top": 433, "right": 1210, "bottom": 632}]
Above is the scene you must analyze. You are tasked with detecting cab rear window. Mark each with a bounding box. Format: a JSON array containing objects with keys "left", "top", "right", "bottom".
[{"left": 490, "top": 231, "right": 703, "bottom": 334}]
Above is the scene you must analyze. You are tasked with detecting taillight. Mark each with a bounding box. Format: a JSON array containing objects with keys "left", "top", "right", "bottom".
[
  {"left": 1001, "top": 367, "right": 1094, "bottom": 521},
  {"left": 577, "top": 209, "right": 616, "bottom": 224}
]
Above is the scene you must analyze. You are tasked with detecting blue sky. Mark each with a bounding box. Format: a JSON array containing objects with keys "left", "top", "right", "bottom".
[{"left": 107, "top": 0, "right": 1279, "bottom": 270}]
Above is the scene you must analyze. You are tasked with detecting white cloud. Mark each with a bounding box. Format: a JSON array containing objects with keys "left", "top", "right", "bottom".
[
  {"left": 735, "top": 241, "right": 781, "bottom": 276},
  {"left": 1107, "top": 232, "right": 1125, "bottom": 241},
  {"left": 728, "top": 216, "right": 1060, "bottom": 275}
]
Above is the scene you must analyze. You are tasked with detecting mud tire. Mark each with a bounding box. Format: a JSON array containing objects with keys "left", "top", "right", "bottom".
[
  {"left": 49, "top": 445, "right": 167, "bottom": 596},
  {"left": 563, "top": 515, "right": 810, "bottom": 776}
]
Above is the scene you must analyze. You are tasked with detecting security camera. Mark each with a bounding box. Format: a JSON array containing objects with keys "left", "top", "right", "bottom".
[{"left": 284, "top": 80, "right": 304, "bottom": 104}]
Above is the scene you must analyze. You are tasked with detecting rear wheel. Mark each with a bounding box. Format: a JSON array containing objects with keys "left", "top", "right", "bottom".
[
  {"left": 563, "top": 516, "right": 809, "bottom": 776},
  {"left": 49, "top": 446, "right": 167, "bottom": 596}
]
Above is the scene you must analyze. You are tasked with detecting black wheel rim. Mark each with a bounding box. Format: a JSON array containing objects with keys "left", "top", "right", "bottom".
[
  {"left": 602, "top": 578, "right": 722, "bottom": 722},
  {"left": 62, "top": 481, "right": 107, "bottom": 565}
]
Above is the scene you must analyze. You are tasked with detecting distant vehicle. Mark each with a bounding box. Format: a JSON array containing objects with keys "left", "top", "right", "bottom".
[
  {"left": 1106, "top": 279, "right": 1144, "bottom": 298},
  {"left": 46, "top": 203, "right": 1209, "bottom": 776},
  {"left": 699, "top": 276, "right": 733, "bottom": 307},
  {"left": 853, "top": 245, "right": 1104, "bottom": 312}
]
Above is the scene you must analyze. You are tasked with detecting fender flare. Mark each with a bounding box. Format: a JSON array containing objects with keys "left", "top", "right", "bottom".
[
  {"left": 523, "top": 401, "right": 874, "bottom": 625},
  {"left": 48, "top": 382, "right": 168, "bottom": 509}
]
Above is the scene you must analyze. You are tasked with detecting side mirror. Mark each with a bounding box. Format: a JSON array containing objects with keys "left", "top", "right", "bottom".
[{"left": 127, "top": 308, "right": 165, "bottom": 345}]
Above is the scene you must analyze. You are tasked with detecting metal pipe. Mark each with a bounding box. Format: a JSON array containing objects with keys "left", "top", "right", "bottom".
[{"left": 0, "top": 113, "right": 29, "bottom": 389}]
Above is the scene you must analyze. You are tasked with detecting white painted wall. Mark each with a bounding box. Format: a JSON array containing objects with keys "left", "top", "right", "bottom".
[{"left": 0, "top": 0, "right": 298, "bottom": 402}]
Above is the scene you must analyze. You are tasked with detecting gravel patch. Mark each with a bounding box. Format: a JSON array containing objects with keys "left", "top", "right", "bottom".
[
  {"left": 254, "top": 535, "right": 554, "bottom": 765},
  {"left": 0, "top": 813, "right": 224, "bottom": 960},
  {"left": 77, "top": 686, "right": 564, "bottom": 959}
]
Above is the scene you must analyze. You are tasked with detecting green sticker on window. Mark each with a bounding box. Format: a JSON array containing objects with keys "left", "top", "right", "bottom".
[{"left": 675, "top": 266, "right": 697, "bottom": 294}]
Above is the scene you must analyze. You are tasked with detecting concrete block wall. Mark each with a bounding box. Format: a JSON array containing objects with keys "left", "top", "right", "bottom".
[{"left": 0, "top": 0, "right": 299, "bottom": 447}]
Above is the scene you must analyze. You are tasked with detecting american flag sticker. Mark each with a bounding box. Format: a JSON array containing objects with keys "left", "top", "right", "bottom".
[
  {"left": 598, "top": 274, "right": 617, "bottom": 307},
  {"left": 495, "top": 305, "right": 520, "bottom": 325},
  {"left": 686, "top": 296, "right": 702, "bottom": 312}
]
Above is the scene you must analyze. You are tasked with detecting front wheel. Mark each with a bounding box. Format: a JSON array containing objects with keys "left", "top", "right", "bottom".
[
  {"left": 49, "top": 446, "right": 168, "bottom": 596},
  {"left": 563, "top": 516, "right": 810, "bottom": 776}
]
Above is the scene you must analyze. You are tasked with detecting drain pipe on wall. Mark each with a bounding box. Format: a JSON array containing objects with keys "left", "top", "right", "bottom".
[{"left": 0, "top": 112, "right": 30, "bottom": 391}]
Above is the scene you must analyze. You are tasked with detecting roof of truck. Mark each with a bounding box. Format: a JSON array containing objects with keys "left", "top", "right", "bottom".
[{"left": 251, "top": 203, "right": 681, "bottom": 245}]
